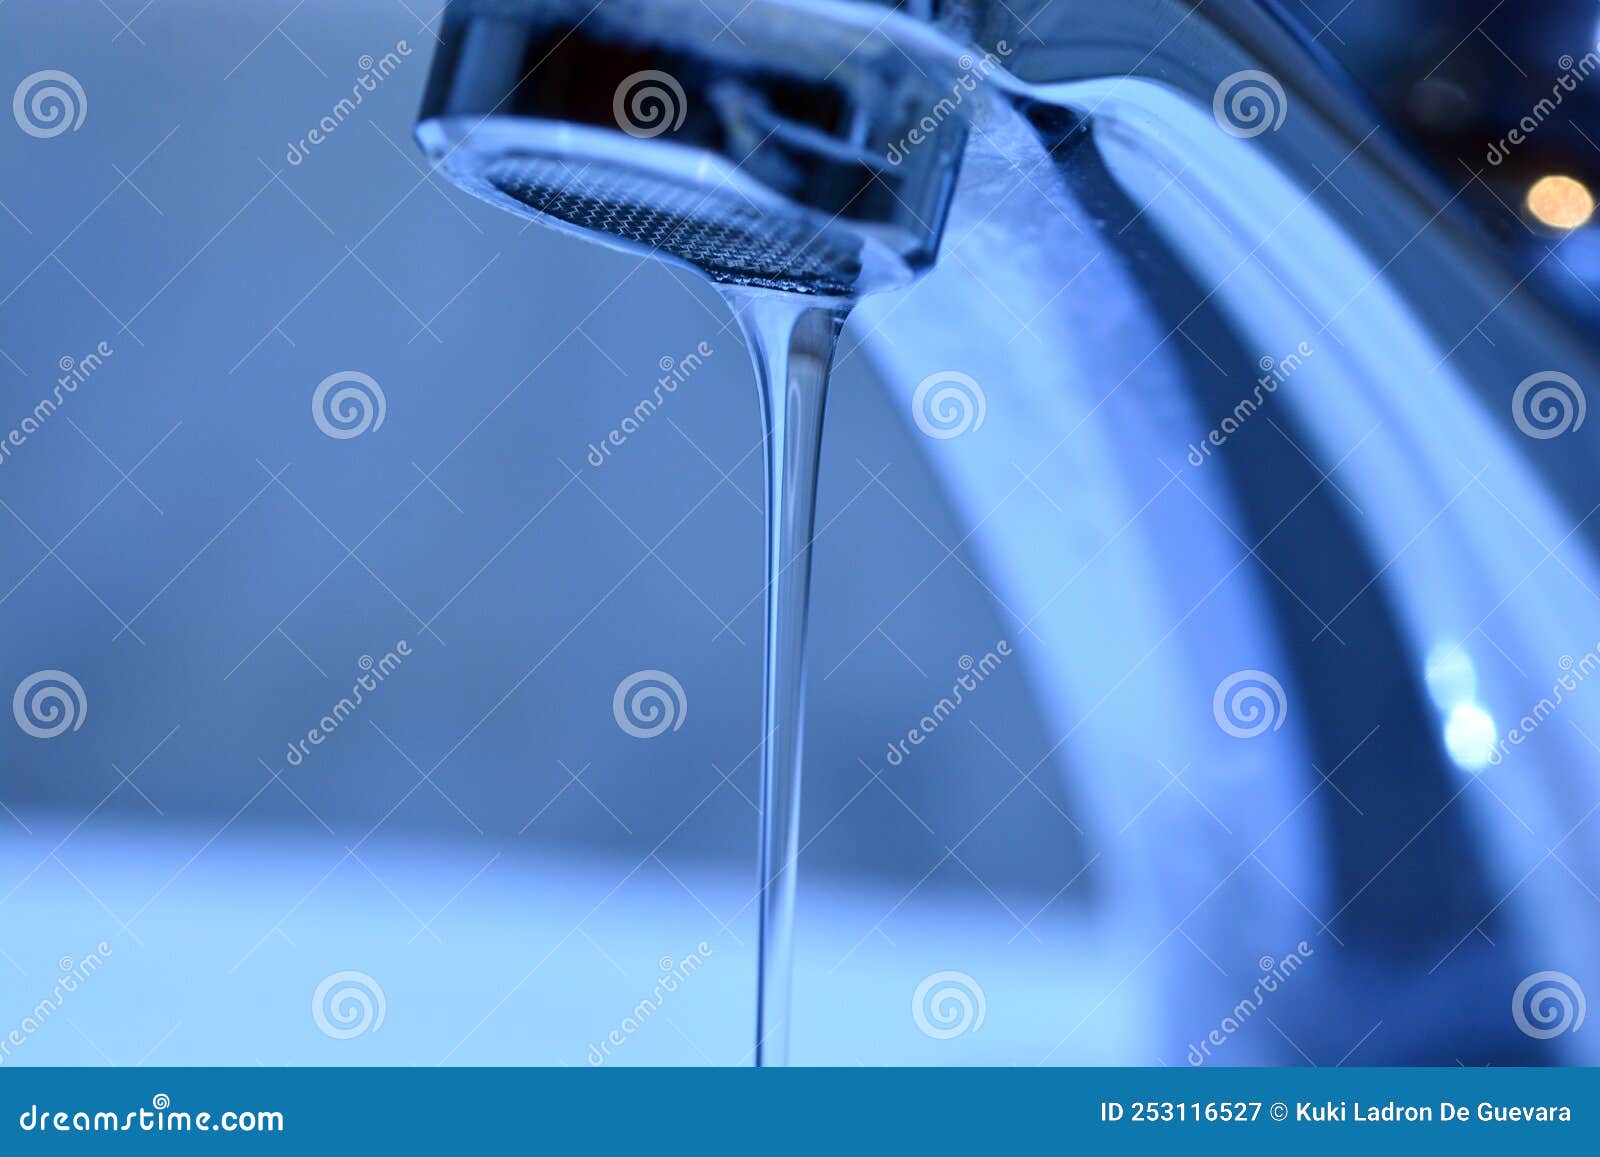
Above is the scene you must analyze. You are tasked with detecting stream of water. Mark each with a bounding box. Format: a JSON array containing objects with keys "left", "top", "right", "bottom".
[{"left": 728, "top": 294, "right": 849, "bottom": 1067}]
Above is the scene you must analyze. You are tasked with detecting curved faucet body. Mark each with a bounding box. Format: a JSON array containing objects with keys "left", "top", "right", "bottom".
[{"left": 880, "top": 0, "right": 1600, "bottom": 1065}]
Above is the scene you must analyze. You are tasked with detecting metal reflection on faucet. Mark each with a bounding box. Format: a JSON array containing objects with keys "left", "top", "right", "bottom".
[
  {"left": 1444, "top": 703, "right": 1499, "bottom": 773},
  {"left": 1425, "top": 644, "right": 1478, "bottom": 710}
]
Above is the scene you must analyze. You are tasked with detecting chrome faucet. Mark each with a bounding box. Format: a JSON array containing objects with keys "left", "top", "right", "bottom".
[{"left": 417, "top": 0, "right": 1600, "bottom": 1064}]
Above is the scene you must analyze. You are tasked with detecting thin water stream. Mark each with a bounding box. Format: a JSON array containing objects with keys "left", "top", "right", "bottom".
[
  {"left": 729, "top": 295, "right": 849, "bottom": 1067},
  {"left": 418, "top": 0, "right": 979, "bottom": 1070}
]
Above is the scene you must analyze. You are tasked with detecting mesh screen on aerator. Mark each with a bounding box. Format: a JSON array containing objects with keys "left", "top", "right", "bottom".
[{"left": 483, "top": 155, "right": 864, "bottom": 297}]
